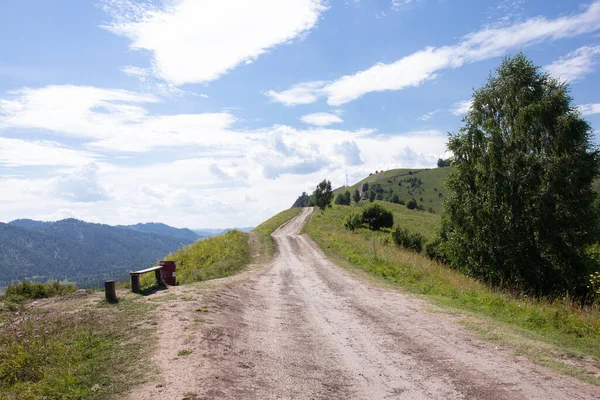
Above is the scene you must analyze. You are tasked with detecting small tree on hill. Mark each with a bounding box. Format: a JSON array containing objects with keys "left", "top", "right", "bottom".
[
  {"left": 312, "top": 179, "right": 334, "bottom": 212},
  {"left": 369, "top": 191, "right": 376, "bottom": 203},
  {"left": 343, "top": 190, "right": 351, "bottom": 205},
  {"left": 443, "top": 53, "right": 599, "bottom": 295},
  {"left": 406, "top": 198, "right": 417, "bottom": 210},
  {"left": 353, "top": 189, "right": 361, "bottom": 204}
]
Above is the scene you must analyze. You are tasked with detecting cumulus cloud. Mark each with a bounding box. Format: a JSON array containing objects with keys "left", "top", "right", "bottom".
[
  {"left": 395, "top": 146, "right": 439, "bottom": 167},
  {"left": 101, "top": 0, "right": 327, "bottom": 85},
  {"left": 268, "top": 1, "right": 600, "bottom": 105},
  {"left": 545, "top": 45, "right": 600, "bottom": 82},
  {"left": 0, "top": 138, "right": 98, "bottom": 167},
  {"left": 47, "top": 163, "right": 110, "bottom": 202},
  {"left": 0, "top": 85, "right": 239, "bottom": 152},
  {"left": 333, "top": 141, "right": 363, "bottom": 166},
  {"left": 300, "top": 112, "right": 343, "bottom": 126},
  {"left": 578, "top": 103, "right": 600, "bottom": 116},
  {"left": 451, "top": 100, "right": 473, "bottom": 116}
]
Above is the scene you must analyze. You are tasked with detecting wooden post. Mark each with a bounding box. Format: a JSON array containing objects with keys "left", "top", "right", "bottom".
[
  {"left": 154, "top": 268, "right": 165, "bottom": 286},
  {"left": 105, "top": 280, "right": 118, "bottom": 303},
  {"left": 131, "top": 274, "right": 141, "bottom": 293}
]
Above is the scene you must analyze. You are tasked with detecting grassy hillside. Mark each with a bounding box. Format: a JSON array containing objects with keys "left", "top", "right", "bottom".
[
  {"left": 139, "top": 209, "right": 303, "bottom": 289},
  {"left": 159, "top": 230, "right": 250, "bottom": 285},
  {"left": 333, "top": 167, "right": 453, "bottom": 213},
  {"left": 304, "top": 203, "right": 600, "bottom": 384}
]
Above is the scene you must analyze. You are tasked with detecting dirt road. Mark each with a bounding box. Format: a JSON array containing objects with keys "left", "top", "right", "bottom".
[{"left": 132, "top": 208, "right": 598, "bottom": 399}]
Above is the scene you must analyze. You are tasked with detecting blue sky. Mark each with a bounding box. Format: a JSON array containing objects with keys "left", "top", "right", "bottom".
[{"left": 1, "top": 0, "right": 600, "bottom": 228}]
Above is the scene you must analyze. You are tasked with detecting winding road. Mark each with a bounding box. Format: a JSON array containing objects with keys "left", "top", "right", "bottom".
[{"left": 132, "top": 207, "right": 599, "bottom": 399}]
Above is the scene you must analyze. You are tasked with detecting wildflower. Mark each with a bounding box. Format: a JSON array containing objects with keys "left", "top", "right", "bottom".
[
  {"left": 17, "top": 332, "right": 22, "bottom": 337},
  {"left": 44, "top": 330, "right": 49, "bottom": 335}
]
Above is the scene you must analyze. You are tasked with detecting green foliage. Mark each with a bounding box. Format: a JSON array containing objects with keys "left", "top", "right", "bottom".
[
  {"left": 406, "top": 198, "right": 417, "bottom": 210},
  {"left": 369, "top": 191, "right": 376, "bottom": 202},
  {"left": 161, "top": 230, "right": 250, "bottom": 285},
  {"left": 313, "top": 180, "right": 334, "bottom": 211},
  {"left": 424, "top": 236, "right": 448, "bottom": 264},
  {"left": 353, "top": 189, "right": 361, "bottom": 204},
  {"left": 291, "top": 191, "right": 312, "bottom": 208},
  {"left": 437, "top": 158, "right": 452, "bottom": 167},
  {"left": 362, "top": 182, "right": 369, "bottom": 193},
  {"left": 304, "top": 204, "right": 600, "bottom": 370},
  {"left": 361, "top": 204, "right": 394, "bottom": 231},
  {"left": 334, "top": 191, "right": 352, "bottom": 206},
  {"left": 254, "top": 208, "right": 303, "bottom": 236},
  {"left": 2, "top": 281, "right": 77, "bottom": 303},
  {"left": 391, "top": 194, "right": 400, "bottom": 204},
  {"left": 444, "top": 53, "right": 599, "bottom": 295},
  {"left": 344, "top": 213, "right": 363, "bottom": 232},
  {"left": 391, "top": 226, "right": 425, "bottom": 253}
]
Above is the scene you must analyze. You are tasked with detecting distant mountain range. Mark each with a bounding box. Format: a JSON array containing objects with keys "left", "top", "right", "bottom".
[
  {"left": 117, "top": 222, "right": 201, "bottom": 242},
  {"left": 0, "top": 219, "right": 202, "bottom": 289}
]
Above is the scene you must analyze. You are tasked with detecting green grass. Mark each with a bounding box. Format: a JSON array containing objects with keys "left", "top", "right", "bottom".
[
  {"left": 253, "top": 208, "right": 303, "bottom": 236},
  {"left": 333, "top": 167, "right": 453, "bottom": 213},
  {"left": 304, "top": 203, "right": 600, "bottom": 383},
  {"left": 2, "top": 281, "right": 77, "bottom": 304},
  {"left": 142, "top": 230, "right": 251, "bottom": 287},
  {"left": 0, "top": 295, "right": 155, "bottom": 399}
]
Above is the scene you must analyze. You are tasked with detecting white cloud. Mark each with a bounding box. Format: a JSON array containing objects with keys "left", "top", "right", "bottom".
[
  {"left": 395, "top": 145, "right": 439, "bottom": 167},
  {"left": 578, "top": 103, "right": 600, "bottom": 116},
  {"left": 545, "top": 45, "right": 600, "bottom": 82},
  {"left": 419, "top": 110, "right": 440, "bottom": 121},
  {"left": 333, "top": 141, "right": 363, "bottom": 166},
  {"left": 268, "top": 1, "right": 600, "bottom": 105},
  {"left": 0, "top": 85, "right": 240, "bottom": 152},
  {"left": 47, "top": 163, "right": 110, "bottom": 202},
  {"left": 101, "top": 0, "right": 327, "bottom": 85},
  {"left": 265, "top": 81, "right": 327, "bottom": 106},
  {"left": 451, "top": 99, "right": 473, "bottom": 115},
  {"left": 300, "top": 112, "right": 343, "bottom": 126},
  {"left": 0, "top": 138, "right": 98, "bottom": 167}
]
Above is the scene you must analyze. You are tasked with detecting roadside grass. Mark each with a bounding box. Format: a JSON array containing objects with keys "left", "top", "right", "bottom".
[
  {"left": 304, "top": 203, "right": 600, "bottom": 383},
  {"left": 253, "top": 208, "right": 303, "bottom": 255},
  {"left": 140, "top": 230, "right": 250, "bottom": 288},
  {"left": 253, "top": 208, "right": 303, "bottom": 237},
  {"left": 0, "top": 292, "right": 156, "bottom": 399}
]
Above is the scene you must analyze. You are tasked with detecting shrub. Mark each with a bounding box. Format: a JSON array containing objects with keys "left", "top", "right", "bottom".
[
  {"left": 406, "top": 198, "right": 417, "bottom": 210},
  {"left": 425, "top": 237, "right": 449, "bottom": 264},
  {"left": 2, "top": 281, "right": 77, "bottom": 303},
  {"left": 362, "top": 204, "right": 394, "bottom": 231},
  {"left": 344, "top": 213, "right": 363, "bottom": 232},
  {"left": 391, "top": 226, "right": 425, "bottom": 253}
]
